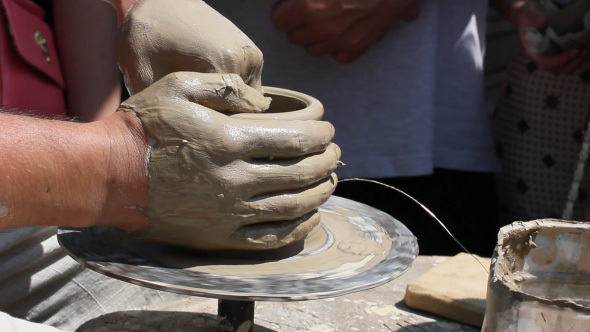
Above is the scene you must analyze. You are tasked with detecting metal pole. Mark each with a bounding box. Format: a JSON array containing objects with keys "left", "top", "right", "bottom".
[{"left": 217, "top": 299, "right": 255, "bottom": 332}]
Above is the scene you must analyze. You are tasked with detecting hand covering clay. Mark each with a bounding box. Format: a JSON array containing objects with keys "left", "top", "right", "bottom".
[
  {"left": 119, "top": 72, "right": 340, "bottom": 250},
  {"left": 115, "top": 0, "right": 339, "bottom": 250},
  {"left": 116, "top": 0, "right": 264, "bottom": 95}
]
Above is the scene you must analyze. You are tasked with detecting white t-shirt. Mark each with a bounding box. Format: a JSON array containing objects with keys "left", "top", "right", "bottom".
[{"left": 207, "top": 0, "right": 500, "bottom": 178}]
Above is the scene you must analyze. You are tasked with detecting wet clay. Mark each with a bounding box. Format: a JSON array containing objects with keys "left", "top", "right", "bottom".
[
  {"left": 153, "top": 209, "right": 391, "bottom": 279},
  {"left": 117, "top": 0, "right": 264, "bottom": 95},
  {"left": 121, "top": 75, "right": 339, "bottom": 251}
]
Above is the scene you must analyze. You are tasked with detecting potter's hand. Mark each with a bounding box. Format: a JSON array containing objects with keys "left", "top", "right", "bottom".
[
  {"left": 116, "top": 0, "right": 264, "bottom": 95},
  {"left": 270, "top": 0, "right": 420, "bottom": 63},
  {"left": 503, "top": 0, "right": 590, "bottom": 73},
  {"left": 121, "top": 72, "right": 340, "bottom": 250}
]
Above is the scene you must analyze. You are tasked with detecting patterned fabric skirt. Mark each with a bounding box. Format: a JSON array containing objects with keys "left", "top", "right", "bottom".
[{"left": 493, "top": 51, "right": 590, "bottom": 223}]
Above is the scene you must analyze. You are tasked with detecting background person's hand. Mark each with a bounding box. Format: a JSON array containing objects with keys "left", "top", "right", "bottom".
[
  {"left": 116, "top": 0, "right": 264, "bottom": 95},
  {"left": 506, "top": 0, "right": 590, "bottom": 74},
  {"left": 270, "top": 0, "right": 420, "bottom": 63},
  {"left": 120, "top": 72, "right": 340, "bottom": 250}
]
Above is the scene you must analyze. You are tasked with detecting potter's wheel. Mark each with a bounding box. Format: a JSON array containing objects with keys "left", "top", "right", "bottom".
[{"left": 58, "top": 196, "right": 417, "bottom": 301}]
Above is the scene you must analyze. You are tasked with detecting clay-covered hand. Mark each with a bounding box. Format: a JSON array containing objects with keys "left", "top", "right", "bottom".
[
  {"left": 506, "top": 0, "right": 590, "bottom": 73},
  {"left": 116, "top": 0, "right": 264, "bottom": 95},
  {"left": 119, "top": 72, "right": 340, "bottom": 250},
  {"left": 270, "top": 0, "right": 420, "bottom": 63}
]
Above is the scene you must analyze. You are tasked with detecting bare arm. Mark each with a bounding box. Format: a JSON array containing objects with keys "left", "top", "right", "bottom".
[
  {"left": 0, "top": 72, "right": 339, "bottom": 250},
  {"left": 0, "top": 111, "right": 149, "bottom": 231},
  {"left": 1, "top": 0, "right": 339, "bottom": 251},
  {"left": 0, "top": 0, "right": 148, "bottom": 230},
  {"left": 54, "top": 0, "right": 121, "bottom": 121}
]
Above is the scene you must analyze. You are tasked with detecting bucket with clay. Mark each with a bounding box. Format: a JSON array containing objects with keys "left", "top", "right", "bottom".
[{"left": 483, "top": 219, "right": 590, "bottom": 332}]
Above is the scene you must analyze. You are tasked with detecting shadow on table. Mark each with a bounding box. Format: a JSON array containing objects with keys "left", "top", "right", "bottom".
[{"left": 76, "top": 310, "right": 276, "bottom": 332}]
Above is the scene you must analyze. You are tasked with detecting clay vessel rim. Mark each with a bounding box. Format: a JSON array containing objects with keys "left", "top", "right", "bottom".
[{"left": 230, "top": 86, "right": 323, "bottom": 121}]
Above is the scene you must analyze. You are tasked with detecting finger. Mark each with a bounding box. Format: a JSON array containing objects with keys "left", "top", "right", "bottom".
[
  {"left": 287, "top": 12, "right": 361, "bottom": 45},
  {"left": 561, "top": 47, "right": 590, "bottom": 74},
  {"left": 330, "top": 0, "right": 402, "bottom": 55},
  {"left": 305, "top": 40, "right": 338, "bottom": 56},
  {"left": 331, "top": 50, "right": 363, "bottom": 63},
  {"left": 227, "top": 119, "right": 335, "bottom": 158},
  {"left": 288, "top": 26, "right": 327, "bottom": 45},
  {"left": 240, "top": 45, "right": 265, "bottom": 93},
  {"left": 167, "top": 72, "right": 271, "bottom": 113},
  {"left": 243, "top": 143, "right": 341, "bottom": 195},
  {"left": 330, "top": 14, "right": 388, "bottom": 59},
  {"left": 529, "top": 48, "right": 580, "bottom": 72},
  {"left": 270, "top": 0, "right": 306, "bottom": 32},
  {"left": 513, "top": 1, "right": 547, "bottom": 29},
  {"left": 232, "top": 210, "right": 322, "bottom": 249},
  {"left": 399, "top": 2, "right": 420, "bottom": 21},
  {"left": 335, "top": 21, "right": 385, "bottom": 53},
  {"left": 240, "top": 173, "right": 337, "bottom": 223}
]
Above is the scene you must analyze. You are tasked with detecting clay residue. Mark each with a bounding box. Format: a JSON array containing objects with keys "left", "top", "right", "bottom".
[
  {"left": 168, "top": 210, "right": 391, "bottom": 278},
  {"left": 490, "top": 219, "right": 590, "bottom": 306},
  {"left": 0, "top": 205, "right": 7, "bottom": 219},
  {"left": 485, "top": 220, "right": 590, "bottom": 332}
]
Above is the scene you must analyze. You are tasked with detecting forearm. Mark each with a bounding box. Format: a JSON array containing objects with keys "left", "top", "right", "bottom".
[{"left": 0, "top": 111, "right": 149, "bottom": 231}]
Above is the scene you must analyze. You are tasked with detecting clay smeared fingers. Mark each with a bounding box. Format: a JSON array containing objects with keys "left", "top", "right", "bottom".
[
  {"left": 164, "top": 72, "right": 271, "bottom": 113},
  {"left": 231, "top": 210, "right": 322, "bottom": 250},
  {"left": 234, "top": 120, "right": 335, "bottom": 158},
  {"left": 240, "top": 173, "right": 337, "bottom": 224},
  {"left": 243, "top": 143, "right": 341, "bottom": 196},
  {"left": 117, "top": 0, "right": 266, "bottom": 94}
]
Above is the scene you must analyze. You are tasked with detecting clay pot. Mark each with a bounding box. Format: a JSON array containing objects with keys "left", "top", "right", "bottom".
[{"left": 231, "top": 86, "right": 323, "bottom": 121}]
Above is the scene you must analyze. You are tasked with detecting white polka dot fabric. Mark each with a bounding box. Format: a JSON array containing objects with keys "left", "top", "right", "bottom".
[{"left": 493, "top": 51, "right": 590, "bottom": 222}]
